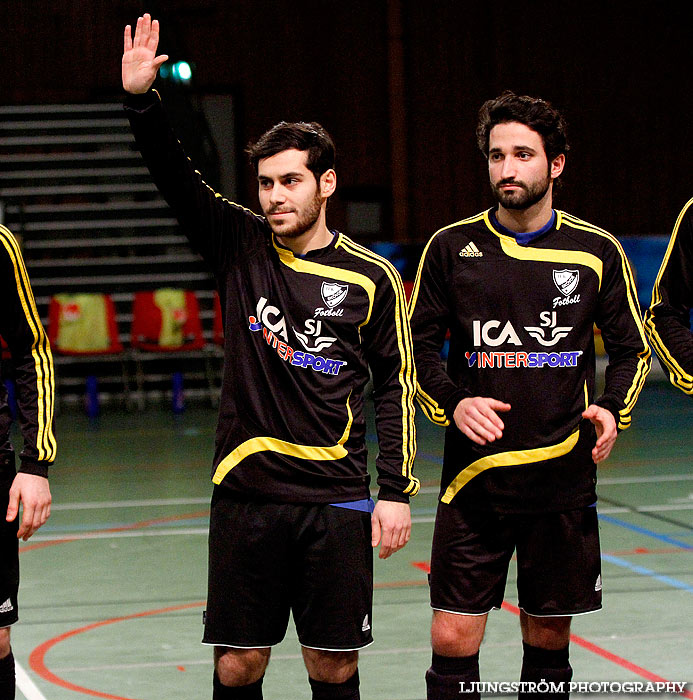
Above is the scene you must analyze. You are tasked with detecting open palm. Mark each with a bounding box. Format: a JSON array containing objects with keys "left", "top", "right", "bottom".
[{"left": 122, "top": 13, "right": 169, "bottom": 94}]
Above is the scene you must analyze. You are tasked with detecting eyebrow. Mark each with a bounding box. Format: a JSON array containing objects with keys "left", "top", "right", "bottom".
[
  {"left": 489, "top": 145, "right": 537, "bottom": 154},
  {"left": 258, "top": 171, "right": 304, "bottom": 181}
]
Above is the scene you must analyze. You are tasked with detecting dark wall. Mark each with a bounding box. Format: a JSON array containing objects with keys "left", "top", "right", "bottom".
[{"left": 3, "top": 0, "right": 692, "bottom": 241}]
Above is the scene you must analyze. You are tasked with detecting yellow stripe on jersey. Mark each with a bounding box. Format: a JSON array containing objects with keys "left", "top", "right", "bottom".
[
  {"left": 336, "top": 235, "right": 419, "bottom": 496},
  {"left": 485, "top": 211, "right": 604, "bottom": 287},
  {"left": 407, "top": 212, "right": 486, "bottom": 313},
  {"left": 441, "top": 429, "right": 580, "bottom": 504},
  {"left": 560, "top": 213, "right": 651, "bottom": 428},
  {"left": 644, "top": 197, "right": 693, "bottom": 394},
  {"left": 213, "top": 393, "right": 355, "bottom": 484},
  {"left": 415, "top": 388, "right": 450, "bottom": 427},
  {"left": 0, "top": 226, "right": 56, "bottom": 462},
  {"left": 272, "top": 236, "right": 376, "bottom": 327},
  {"left": 409, "top": 215, "right": 485, "bottom": 430}
]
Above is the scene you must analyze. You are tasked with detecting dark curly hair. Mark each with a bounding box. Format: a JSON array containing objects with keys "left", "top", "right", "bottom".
[
  {"left": 246, "top": 121, "right": 335, "bottom": 185},
  {"left": 476, "top": 91, "right": 569, "bottom": 163}
]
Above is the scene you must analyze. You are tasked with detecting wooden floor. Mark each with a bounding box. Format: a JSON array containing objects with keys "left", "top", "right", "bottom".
[{"left": 9, "top": 377, "right": 693, "bottom": 699}]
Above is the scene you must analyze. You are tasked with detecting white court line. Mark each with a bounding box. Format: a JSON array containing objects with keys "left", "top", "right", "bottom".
[
  {"left": 16, "top": 660, "right": 48, "bottom": 700},
  {"left": 40, "top": 628, "right": 691, "bottom": 675},
  {"left": 44, "top": 475, "right": 693, "bottom": 513},
  {"left": 51, "top": 497, "right": 209, "bottom": 511},
  {"left": 24, "top": 506, "right": 693, "bottom": 543},
  {"left": 598, "top": 474, "right": 693, "bottom": 485},
  {"left": 28, "top": 527, "right": 209, "bottom": 542}
]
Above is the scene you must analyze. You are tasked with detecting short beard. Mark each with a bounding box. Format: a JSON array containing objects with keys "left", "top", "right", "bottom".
[
  {"left": 491, "top": 174, "right": 551, "bottom": 210},
  {"left": 267, "top": 190, "right": 323, "bottom": 239}
]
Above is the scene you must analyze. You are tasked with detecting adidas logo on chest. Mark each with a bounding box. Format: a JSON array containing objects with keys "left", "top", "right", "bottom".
[{"left": 459, "top": 241, "right": 483, "bottom": 258}]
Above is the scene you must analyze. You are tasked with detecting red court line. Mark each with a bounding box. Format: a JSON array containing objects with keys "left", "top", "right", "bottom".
[
  {"left": 19, "top": 510, "right": 210, "bottom": 552},
  {"left": 411, "top": 562, "right": 691, "bottom": 698},
  {"left": 500, "top": 603, "right": 693, "bottom": 700},
  {"left": 29, "top": 601, "right": 205, "bottom": 700}
]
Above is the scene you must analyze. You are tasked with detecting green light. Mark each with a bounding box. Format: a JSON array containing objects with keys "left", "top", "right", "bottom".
[{"left": 159, "top": 61, "right": 193, "bottom": 83}]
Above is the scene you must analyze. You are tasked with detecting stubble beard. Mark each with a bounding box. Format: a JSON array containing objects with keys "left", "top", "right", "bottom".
[
  {"left": 491, "top": 174, "right": 551, "bottom": 211},
  {"left": 267, "top": 190, "right": 324, "bottom": 239}
]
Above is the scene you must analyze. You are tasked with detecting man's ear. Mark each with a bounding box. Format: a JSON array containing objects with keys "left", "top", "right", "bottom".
[
  {"left": 320, "top": 169, "right": 337, "bottom": 198},
  {"left": 550, "top": 153, "right": 565, "bottom": 180}
]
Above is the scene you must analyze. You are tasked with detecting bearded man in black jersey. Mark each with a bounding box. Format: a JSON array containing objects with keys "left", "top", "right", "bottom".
[
  {"left": 410, "top": 91, "right": 650, "bottom": 699},
  {"left": 122, "top": 14, "right": 418, "bottom": 700}
]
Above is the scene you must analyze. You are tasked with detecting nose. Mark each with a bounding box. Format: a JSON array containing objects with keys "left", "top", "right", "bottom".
[
  {"left": 268, "top": 182, "right": 286, "bottom": 205},
  {"left": 499, "top": 157, "right": 517, "bottom": 180}
]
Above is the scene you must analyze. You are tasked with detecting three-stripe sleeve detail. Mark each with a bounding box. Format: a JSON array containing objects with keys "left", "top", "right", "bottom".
[
  {"left": 643, "top": 197, "right": 693, "bottom": 394},
  {"left": 336, "top": 236, "right": 419, "bottom": 496},
  {"left": 0, "top": 226, "right": 56, "bottom": 462}
]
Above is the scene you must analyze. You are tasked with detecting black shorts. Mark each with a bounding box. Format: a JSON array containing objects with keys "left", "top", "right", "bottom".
[
  {"left": 203, "top": 489, "right": 374, "bottom": 650},
  {"left": 0, "top": 467, "right": 19, "bottom": 628},
  {"left": 430, "top": 502, "right": 602, "bottom": 617}
]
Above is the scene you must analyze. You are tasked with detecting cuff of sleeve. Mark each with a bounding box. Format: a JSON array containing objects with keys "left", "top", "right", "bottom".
[
  {"left": 376, "top": 486, "right": 410, "bottom": 504},
  {"left": 123, "top": 89, "right": 160, "bottom": 112},
  {"left": 593, "top": 397, "right": 621, "bottom": 432},
  {"left": 18, "top": 460, "right": 50, "bottom": 478}
]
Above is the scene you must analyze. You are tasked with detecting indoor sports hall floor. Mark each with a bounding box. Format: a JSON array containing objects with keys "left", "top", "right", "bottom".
[{"left": 9, "top": 376, "right": 693, "bottom": 699}]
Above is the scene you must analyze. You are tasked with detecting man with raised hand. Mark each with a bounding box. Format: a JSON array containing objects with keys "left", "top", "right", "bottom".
[{"left": 122, "top": 14, "right": 418, "bottom": 700}]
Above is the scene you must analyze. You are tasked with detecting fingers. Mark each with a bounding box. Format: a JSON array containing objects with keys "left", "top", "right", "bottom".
[
  {"left": 124, "top": 25, "right": 132, "bottom": 53},
  {"left": 374, "top": 517, "right": 410, "bottom": 560},
  {"left": 17, "top": 502, "right": 49, "bottom": 541},
  {"left": 5, "top": 489, "right": 19, "bottom": 524},
  {"left": 592, "top": 437, "right": 614, "bottom": 463},
  {"left": 130, "top": 14, "right": 156, "bottom": 50},
  {"left": 592, "top": 424, "right": 616, "bottom": 463},
  {"left": 148, "top": 19, "right": 161, "bottom": 52},
  {"left": 454, "top": 398, "right": 511, "bottom": 445},
  {"left": 370, "top": 515, "right": 381, "bottom": 549}
]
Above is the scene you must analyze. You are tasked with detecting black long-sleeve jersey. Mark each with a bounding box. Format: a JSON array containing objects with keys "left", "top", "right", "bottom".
[
  {"left": 409, "top": 209, "right": 650, "bottom": 513},
  {"left": 644, "top": 198, "right": 693, "bottom": 394},
  {"left": 125, "top": 90, "right": 418, "bottom": 504},
  {"left": 0, "top": 225, "right": 56, "bottom": 477}
]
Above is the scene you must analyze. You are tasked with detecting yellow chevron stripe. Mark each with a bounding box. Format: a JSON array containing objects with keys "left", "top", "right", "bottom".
[
  {"left": 213, "top": 394, "right": 354, "bottom": 484},
  {"left": 486, "top": 210, "right": 604, "bottom": 287},
  {"left": 441, "top": 429, "right": 580, "bottom": 504},
  {"left": 272, "top": 236, "right": 376, "bottom": 327}
]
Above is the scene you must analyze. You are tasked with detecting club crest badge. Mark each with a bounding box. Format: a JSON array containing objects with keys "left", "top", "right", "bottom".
[
  {"left": 553, "top": 269, "right": 579, "bottom": 297},
  {"left": 321, "top": 281, "right": 349, "bottom": 308}
]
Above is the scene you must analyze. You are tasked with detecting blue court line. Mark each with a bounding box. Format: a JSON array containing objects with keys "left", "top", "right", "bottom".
[
  {"left": 598, "top": 514, "right": 693, "bottom": 550},
  {"left": 601, "top": 553, "right": 693, "bottom": 594}
]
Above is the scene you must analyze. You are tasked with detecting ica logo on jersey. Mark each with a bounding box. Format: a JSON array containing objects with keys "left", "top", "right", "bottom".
[
  {"left": 248, "top": 296, "right": 347, "bottom": 375},
  {"left": 468, "top": 315, "right": 581, "bottom": 369}
]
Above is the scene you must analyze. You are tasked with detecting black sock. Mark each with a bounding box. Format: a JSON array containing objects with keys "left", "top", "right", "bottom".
[
  {"left": 212, "top": 671, "right": 263, "bottom": 699},
  {"left": 0, "top": 651, "right": 14, "bottom": 700},
  {"left": 426, "top": 651, "right": 480, "bottom": 699},
  {"left": 519, "top": 642, "right": 572, "bottom": 699},
  {"left": 309, "top": 669, "right": 360, "bottom": 700}
]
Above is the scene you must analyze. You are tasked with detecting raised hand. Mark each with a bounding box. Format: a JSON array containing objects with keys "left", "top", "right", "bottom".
[{"left": 122, "top": 13, "right": 169, "bottom": 94}]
